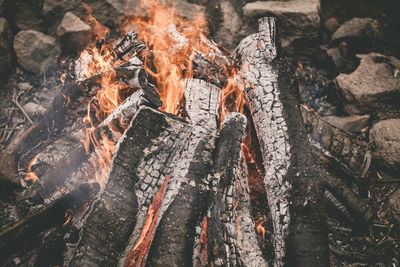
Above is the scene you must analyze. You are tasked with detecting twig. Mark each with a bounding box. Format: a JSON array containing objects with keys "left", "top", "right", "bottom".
[{"left": 12, "top": 88, "right": 33, "bottom": 125}]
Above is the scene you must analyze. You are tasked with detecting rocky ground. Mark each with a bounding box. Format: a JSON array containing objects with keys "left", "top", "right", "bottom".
[{"left": 0, "top": 0, "right": 399, "bottom": 266}]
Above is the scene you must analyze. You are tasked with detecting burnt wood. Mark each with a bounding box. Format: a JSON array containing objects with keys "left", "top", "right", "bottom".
[{"left": 235, "top": 17, "right": 330, "bottom": 266}]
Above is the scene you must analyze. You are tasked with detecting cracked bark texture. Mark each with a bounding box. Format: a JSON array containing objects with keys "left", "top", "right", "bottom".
[
  {"left": 207, "top": 112, "right": 268, "bottom": 267},
  {"left": 235, "top": 17, "right": 329, "bottom": 266},
  {"left": 16, "top": 83, "right": 161, "bottom": 220}
]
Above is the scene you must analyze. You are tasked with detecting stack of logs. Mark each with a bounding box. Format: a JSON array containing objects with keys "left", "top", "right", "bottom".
[{"left": 0, "top": 17, "right": 373, "bottom": 267}]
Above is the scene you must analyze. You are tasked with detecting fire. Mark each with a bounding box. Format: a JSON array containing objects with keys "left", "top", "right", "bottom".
[
  {"left": 125, "top": 175, "right": 170, "bottom": 267},
  {"left": 121, "top": 0, "right": 210, "bottom": 114},
  {"left": 256, "top": 217, "right": 266, "bottom": 240},
  {"left": 220, "top": 71, "right": 246, "bottom": 123},
  {"left": 24, "top": 154, "right": 39, "bottom": 182}
]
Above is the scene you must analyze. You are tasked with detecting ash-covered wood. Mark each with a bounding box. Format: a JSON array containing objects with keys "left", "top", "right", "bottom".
[
  {"left": 206, "top": 112, "right": 268, "bottom": 267},
  {"left": 0, "top": 64, "right": 148, "bottom": 185},
  {"left": 236, "top": 17, "right": 329, "bottom": 266},
  {"left": 16, "top": 83, "right": 161, "bottom": 219}
]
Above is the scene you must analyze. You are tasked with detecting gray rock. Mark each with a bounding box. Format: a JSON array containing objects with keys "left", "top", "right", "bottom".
[
  {"left": 0, "top": 17, "right": 13, "bottom": 76},
  {"left": 23, "top": 102, "right": 46, "bottom": 118},
  {"left": 327, "top": 47, "right": 343, "bottom": 69},
  {"left": 17, "top": 82, "right": 33, "bottom": 91},
  {"left": 335, "top": 53, "right": 400, "bottom": 114},
  {"left": 388, "top": 187, "right": 400, "bottom": 223},
  {"left": 43, "top": 0, "right": 87, "bottom": 35},
  {"left": 14, "top": 0, "right": 45, "bottom": 31},
  {"left": 57, "top": 12, "right": 92, "bottom": 52},
  {"left": 213, "top": 0, "right": 242, "bottom": 47},
  {"left": 172, "top": 0, "right": 206, "bottom": 21},
  {"left": 370, "top": 119, "right": 400, "bottom": 173},
  {"left": 14, "top": 30, "right": 61, "bottom": 74},
  {"left": 243, "top": 0, "right": 320, "bottom": 61},
  {"left": 331, "top": 17, "right": 378, "bottom": 42},
  {"left": 323, "top": 114, "right": 369, "bottom": 133},
  {"left": 324, "top": 17, "right": 340, "bottom": 33}
]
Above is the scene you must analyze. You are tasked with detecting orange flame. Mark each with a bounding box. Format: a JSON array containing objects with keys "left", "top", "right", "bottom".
[
  {"left": 125, "top": 174, "right": 170, "bottom": 267},
  {"left": 121, "top": 0, "right": 210, "bottom": 114},
  {"left": 256, "top": 217, "right": 266, "bottom": 240},
  {"left": 24, "top": 154, "right": 39, "bottom": 182}
]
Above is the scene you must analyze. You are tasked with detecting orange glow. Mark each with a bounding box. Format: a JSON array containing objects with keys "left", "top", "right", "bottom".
[
  {"left": 125, "top": 175, "right": 170, "bottom": 267},
  {"left": 121, "top": 0, "right": 211, "bottom": 114},
  {"left": 256, "top": 217, "right": 266, "bottom": 240},
  {"left": 220, "top": 71, "right": 245, "bottom": 123},
  {"left": 63, "top": 209, "right": 73, "bottom": 227},
  {"left": 24, "top": 154, "right": 39, "bottom": 182}
]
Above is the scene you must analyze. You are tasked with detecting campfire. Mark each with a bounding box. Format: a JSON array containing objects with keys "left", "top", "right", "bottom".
[{"left": 0, "top": 0, "right": 388, "bottom": 266}]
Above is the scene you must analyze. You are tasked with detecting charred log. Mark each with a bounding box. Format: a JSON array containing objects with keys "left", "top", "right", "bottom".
[
  {"left": 235, "top": 17, "right": 329, "bottom": 266},
  {"left": 0, "top": 183, "right": 99, "bottom": 265},
  {"left": 206, "top": 112, "right": 268, "bottom": 267},
  {"left": 0, "top": 65, "right": 148, "bottom": 184}
]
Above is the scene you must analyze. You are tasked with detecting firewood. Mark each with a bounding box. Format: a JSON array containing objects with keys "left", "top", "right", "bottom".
[
  {"left": 0, "top": 183, "right": 99, "bottom": 265},
  {"left": 235, "top": 17, "right": 329, "bottom": 266}
]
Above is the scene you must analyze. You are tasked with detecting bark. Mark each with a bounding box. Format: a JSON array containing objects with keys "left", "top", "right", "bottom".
[
  {"left": 235, "top": 17, "right": 329, "bottom": 266},
  {"left": 206, "top": 112, "right": 268, "bottom": 267}
]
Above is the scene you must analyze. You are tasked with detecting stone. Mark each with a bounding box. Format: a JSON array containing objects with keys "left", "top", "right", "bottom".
[
  {"left": 23, "top": 102, "right": 46, "bottom": 118},
  {"left": 57, "top": 12, "right": 92, "bottom": 52},
  {"left": 14, "top": 30, "right": 61, "bottom": 74},
  {"left": 388, "top": 187, "right": 400, "bottom": 223},
  {"left": 370, "top": 119, "right": 400, "bottom": 173},
  {"left": 14, "top": 0, "right": 45, "bottom": 31},
  {"left": 322, "top": 114, "right": 369, "bottom": 133},
  {"left": 212, "top": 0, "right": 242, "bottom": 48},
  {"left": 327, "top": 47, "right": 343, "bottom": 69},
  {"left": 0, "top": 17, "right": 13, "bottom": 76},
  {"left": 323, "top": 17, "right": 340, "bottom": 33},
  {"left": 331, "top": 17, "right": 378, "bottom": 42},
  {"left": 0, "top": 0, "right": 6, "bottom": 15},
  {"left": 243, "top": 0, "right": 320, "bottom": 61},
  {"left": 335, "top": 53, "right": 400, "bottom": 114},
  {"left": 43, "top": 0, "right": 87, "bottom": 35},
  {"left": 17, "top": 82, "right": 33, "bottom": 91}
]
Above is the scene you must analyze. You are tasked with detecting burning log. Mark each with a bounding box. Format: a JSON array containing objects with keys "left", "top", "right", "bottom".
[
  {"left": 17, "top": 83, "right": 162, "bottom": 217},
  {"left": 206, "top": 112, "right": 268, "bottom": 266},
  {"left": 235, "top": 17, "right": 329, "bottom": 266},
  {"left": 0, "top": 64, "right": 148, "bottom": 185},
  {"left": 0, "top": 183, "right": 99, "bottom": 265}
]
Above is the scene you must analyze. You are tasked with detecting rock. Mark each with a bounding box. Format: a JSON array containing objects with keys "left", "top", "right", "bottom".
[
  {"left": 14, "top": 30, "right": 61, "bottom": 74},
  {"left": 14, "top": 0, "right": 45, "bottom": 31},
  {"left": 43, "top": 0, "right": 87, "bottom": 35},
  {"left": 327, "top": 47, "right": 343, "bottom": 69},
  {"left": 23, "top": 102, "right": 46, "bottom": 118},
  {"left": 17, "top": 82, "right": 33, "bottom": 91},
  {"left": 324, "top": 17, "right": 340, "bottom": 33},
  {"left": 0, "top": 0, "right": 6, "bottom": 15},
  {"left": 370, "top": 119, "right": 400, "bottom": 173},
  {"left": 323, "top": 114, "right": 369, "bottom": 133},
  {"left": 173, "top": 0, "right": 206, "bottom": 21},
  {"left": 335, "top": 53, "right": 400, "bottom": 114},
  {"left": 388, "top": 187, "right": 400, "bottom": 223},
  {"left": 243, "top": 0, "right": 320, "bottom": 61},
  {"left": 331, "top": 17, "right": 378, "bottom": 43},
  {"left": 213, "top": 0, "right": 242, "bottom": 47},
  {"left": 0, "top": 17, "right": 14, "bottom": 76},
  {"left": 57, "top": 12, "right": 92, "bottom": 53}
]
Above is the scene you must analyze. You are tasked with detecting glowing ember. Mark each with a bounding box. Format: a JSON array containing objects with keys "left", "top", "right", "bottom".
[
  {"left": 24, "top": 154, "right": 39, "bottom": 182},
  {"left": 256, "top": 217, "right": 266, "bottom": 240},
  {"left": 63, "top": 209, "right": 73, "bottom": 227},
  {"left": 125, "top": 175, "right": 170, "bottom": 267}
]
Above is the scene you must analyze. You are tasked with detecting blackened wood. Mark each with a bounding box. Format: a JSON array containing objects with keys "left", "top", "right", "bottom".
[
  {"left": 144, "top": 79, "right": 220, "bottom": 267},
  {"left": 300, "top": 105, "right": 372, "bottom": 178},
  {"left": 0, "top": 66, "right": 148, "bottom": 185},
  {"left": 0, "top": 183, "right": 99, "bottom": 265},
  {"left": 235, "top": 17, "right": 329, "bottom": 267},
  {"left": 207, "top": 112, "right": 268, "bottom": 267}
]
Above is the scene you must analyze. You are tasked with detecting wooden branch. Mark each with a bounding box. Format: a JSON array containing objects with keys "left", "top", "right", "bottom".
[{"left": 235, "top": 17, "right": 329, "bottom": 266}]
